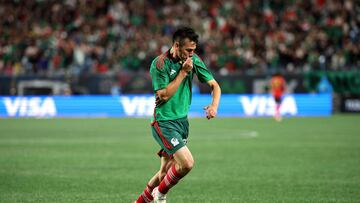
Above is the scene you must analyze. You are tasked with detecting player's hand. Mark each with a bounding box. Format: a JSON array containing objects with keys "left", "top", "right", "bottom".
[
  {"left": 203, "top": 105, "right": 217, "bottom": 120},
  {"left": 182, "top": 57, "right": 193, "bottom": 73}
]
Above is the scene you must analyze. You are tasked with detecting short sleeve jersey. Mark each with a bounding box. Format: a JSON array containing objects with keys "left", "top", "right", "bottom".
[
  {"left": 150, "top": 50, "right": 214, "bottom": 121},
  {"left": 271, "top": 76, "right": 286, "bottom": 97}
]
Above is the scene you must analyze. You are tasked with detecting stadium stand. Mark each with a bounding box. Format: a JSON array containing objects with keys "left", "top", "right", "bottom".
[{"left": 0, "top": 0, "right": 359, "bottom": 77}]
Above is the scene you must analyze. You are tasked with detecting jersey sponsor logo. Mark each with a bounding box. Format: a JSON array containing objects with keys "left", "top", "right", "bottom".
[
  {"left": 3, "top": 97, "right": 57, "bottom": 117},
  {"left": 171, "top": 138, "right": 179, "bottom": 146},
  {"left": 170, "top": 69, "right": 176, "bottom": 76},
  {"left": 239, "top": 95, "right": 297, "bottom": 116}
]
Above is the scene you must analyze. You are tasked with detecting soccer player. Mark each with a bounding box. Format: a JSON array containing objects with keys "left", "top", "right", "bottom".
[
  {"left": 270, "top": 72, "right": 286, "bottom": 121},
  {"left": 135, "top": 27, "right": 221, "bottom": 203}
]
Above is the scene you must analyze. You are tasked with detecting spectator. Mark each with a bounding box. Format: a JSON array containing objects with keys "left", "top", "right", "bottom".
[{"left": 0, "top": 0, "right": 359, "bottom": 77}]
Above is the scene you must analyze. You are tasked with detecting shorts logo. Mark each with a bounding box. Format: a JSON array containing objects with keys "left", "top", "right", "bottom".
[{"left": 171, "top": 138, "right": 179, "bottom": 146}]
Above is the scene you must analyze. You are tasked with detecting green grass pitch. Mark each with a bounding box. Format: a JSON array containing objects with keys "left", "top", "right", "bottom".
[{"left": 1, "top": 115, "right": 360, "bottom": 203}]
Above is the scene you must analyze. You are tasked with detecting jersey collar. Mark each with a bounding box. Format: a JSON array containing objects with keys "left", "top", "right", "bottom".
[{"left": 167, "top": 49, "right": 182, "bottom": 64}]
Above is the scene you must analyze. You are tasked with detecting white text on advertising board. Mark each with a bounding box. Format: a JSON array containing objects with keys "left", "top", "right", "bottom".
[
  {"left": 4, "top": 97, "right": 57, "bottom": 117},
  {"left": 120, "top": 96, "right": 155, "bottom": 116},
  {"left": 239, "top": 96, "right": 297, "bottom": 116}
]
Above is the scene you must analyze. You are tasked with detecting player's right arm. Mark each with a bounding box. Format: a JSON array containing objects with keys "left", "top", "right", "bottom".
[
  {"left": 156, "top": 58, "right": 193, "bottom": 103},
  {"left": 156, "top": 70, "right": 187, "bottom": 102}
]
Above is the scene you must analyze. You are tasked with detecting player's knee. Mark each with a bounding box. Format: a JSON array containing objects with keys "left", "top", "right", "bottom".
[{"left": 181, "top": 158, "right": 194, "bottom": 173}]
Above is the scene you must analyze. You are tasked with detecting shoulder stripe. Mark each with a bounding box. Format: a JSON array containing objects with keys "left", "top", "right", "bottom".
[{"left": 156, "top": 52, "right": 169, "bottom": 70}]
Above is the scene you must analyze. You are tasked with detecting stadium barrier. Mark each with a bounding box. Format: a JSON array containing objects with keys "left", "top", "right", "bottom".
[
  {"left": 340, "top": 95, "right": 360, "bottom": 113},
  {"left": 2, "top": 71, "right": 359, "bottom": 95},
  {"left": 0, "top": 94, "right": 331, "bottom": 118},
  {"left": 304, "top": 71, "right": 360, "bottom": 94}
]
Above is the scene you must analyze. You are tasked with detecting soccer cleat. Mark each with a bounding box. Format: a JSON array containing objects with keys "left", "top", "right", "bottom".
[
  {"left": 275, "top": 115, "right": 282, "bottom": 122},
  {"left": 152, "top": 186, "right": 166, "bottom": 203}
]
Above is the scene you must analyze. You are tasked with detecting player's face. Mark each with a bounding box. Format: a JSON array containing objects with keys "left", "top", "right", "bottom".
[{"left": 176, "top": 38, "right": 196, "bottom": 61}]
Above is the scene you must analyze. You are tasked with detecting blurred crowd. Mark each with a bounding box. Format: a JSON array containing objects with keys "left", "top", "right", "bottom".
[{"left": 0, "top": 0, "right": 359, "bottom": 77}]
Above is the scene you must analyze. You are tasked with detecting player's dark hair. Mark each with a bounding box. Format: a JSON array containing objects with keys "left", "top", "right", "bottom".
[
  {"left": 172, "top": 27, "right": 199, "bottom": 46},
  {"left": 272, "top": 71, "right": 283, "bottom": 77}
]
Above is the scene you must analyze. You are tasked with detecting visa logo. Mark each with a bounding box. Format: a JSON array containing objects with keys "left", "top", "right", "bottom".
[
  {"left": 120, "top": 96, "right": 155, "bottom": 116},
  {"left": 3, "top": 97, "right": 57, "bottom": 117},
  {"left": 239, "top": 95, "right": 297, "bottom": 116}
]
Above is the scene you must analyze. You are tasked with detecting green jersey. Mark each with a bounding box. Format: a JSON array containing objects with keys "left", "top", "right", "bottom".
[{"left": 150, "top": 50, "right": 214, "bottom": 121}]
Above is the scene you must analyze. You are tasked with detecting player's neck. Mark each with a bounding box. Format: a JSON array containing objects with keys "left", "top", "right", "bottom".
[
  {"left": 170, "top": 47, "right": 177, "bottom": 59},
  {"left": 170, "top": 47, "right": 181, "bottom": 63}
]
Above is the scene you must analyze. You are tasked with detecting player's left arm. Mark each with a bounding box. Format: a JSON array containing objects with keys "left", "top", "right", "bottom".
[
  {"left": 192, "top": 54, "right": 221, "bottom": 119},
  {"left": 204, "top": 79, "right": 221, "bottom": 120}
]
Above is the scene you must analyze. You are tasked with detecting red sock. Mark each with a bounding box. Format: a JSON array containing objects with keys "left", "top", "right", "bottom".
[
  {"left": 136, "top": 184, "right": 154, "bottom": 203},
  {"left": 158, "top": 165, "right": 183, "bottom": 194}
]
